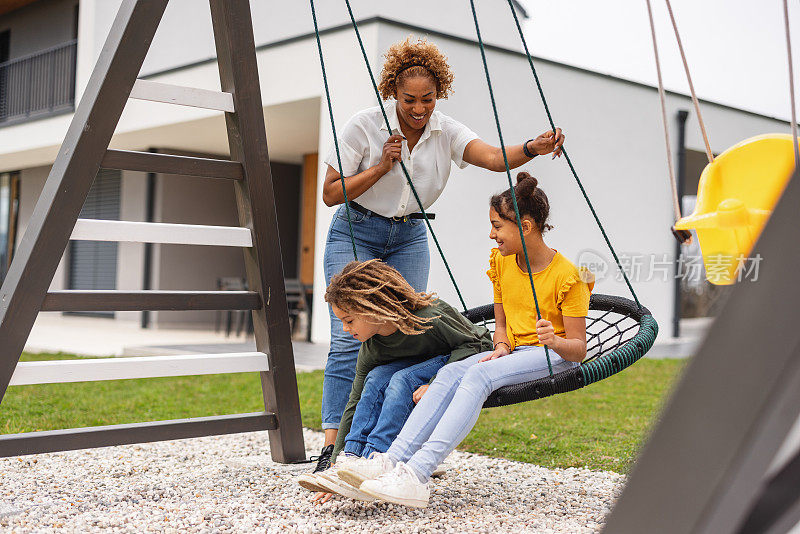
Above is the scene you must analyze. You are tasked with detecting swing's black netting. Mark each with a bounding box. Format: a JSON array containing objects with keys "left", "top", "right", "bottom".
[{"left": 462, "top": 294, "right": 659, "bottom": 408}]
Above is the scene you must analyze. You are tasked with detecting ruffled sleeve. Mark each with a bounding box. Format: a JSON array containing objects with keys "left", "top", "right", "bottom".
[
  {"left": 486, "top": 248, "right": 503, "bottom": 304},
  {"left": 557, "top": 267, "right": 594, "bottom": 317}
]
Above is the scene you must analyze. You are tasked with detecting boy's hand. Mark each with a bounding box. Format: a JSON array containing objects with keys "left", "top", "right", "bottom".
[
  {"left": 412, "top": 384, "right": 429, "bottom": 403},
  {"left": 479, "top": 344, "right": 510, "bottom": 362},
  {"left": 312, "top": 491, "right": 334, "bottom": 505},
  {"left": 536, "top": 319, "right": 558, "bottom": 347}
]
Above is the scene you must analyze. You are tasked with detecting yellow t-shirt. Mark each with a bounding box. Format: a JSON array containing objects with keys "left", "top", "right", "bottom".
[{"left": 486, "top": 248, "right": 593, "bottom": 350}]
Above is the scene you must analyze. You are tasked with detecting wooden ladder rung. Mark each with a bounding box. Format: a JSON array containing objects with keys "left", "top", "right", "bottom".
[
  {"left": 10, "top": 352, "right": 269, "bottom": 386},
  {"left": 41, "top": 290, "right": 261, "bottom": 312},
  {"left": 0, "top": 413, "right": 276, "bottom": 457},
  {"left": 102, "top": 150, "right": 242, "bottom": 180},
  {"left": 129, "top": 79, "right": 235, "bottom": 112},
  {"left": 70, "top": 219, "right": 253, "bottom": 247}
]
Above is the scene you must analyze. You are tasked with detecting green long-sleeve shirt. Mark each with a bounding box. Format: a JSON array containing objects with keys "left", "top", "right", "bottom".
[{"left": 332, "top": 299, "right": 492, "bottom": 460}]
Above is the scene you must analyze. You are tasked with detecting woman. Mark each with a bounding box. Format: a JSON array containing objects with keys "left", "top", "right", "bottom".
[{"left": 314, "top": 37, "right": 564, "bottom": 474}]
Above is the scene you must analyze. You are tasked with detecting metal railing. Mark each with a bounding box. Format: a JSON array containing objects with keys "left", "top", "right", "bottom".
[{"left": 0, "top": 39, "right": 77, "bottom": 126}]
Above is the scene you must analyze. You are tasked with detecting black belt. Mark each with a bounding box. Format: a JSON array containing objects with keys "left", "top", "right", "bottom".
[{"left": 348, "top": 202, "right": 435, "bottom": 221}]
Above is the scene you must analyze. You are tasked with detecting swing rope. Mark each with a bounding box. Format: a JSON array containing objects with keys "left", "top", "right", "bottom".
[
  {"left": 468, "top": 0, "right": 554, "bottom": 376},
  {"left": 309, "top": 0, "right": 358, "bottom": 260},
  {"left": 342, "top": 0, "right": 469, "bottom": 313},
  {"left": 504, "top": 0, "right": 642, "bottom": 310},
  {"left": 645, "top": 0, "right": 683, "bottom": 221},
  {"left": 783, "top": 0, "right": 800, "bottom": 168},
  {"left": 663, "top": 0, "right": 714, "bottom": 164}
]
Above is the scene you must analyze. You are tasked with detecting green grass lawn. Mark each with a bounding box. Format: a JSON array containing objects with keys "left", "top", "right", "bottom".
[{"left": 2, "top": 352, "right": 685, "bottom": 473}]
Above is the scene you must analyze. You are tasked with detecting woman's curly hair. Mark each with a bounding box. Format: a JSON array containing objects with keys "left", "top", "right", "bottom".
[
  {"left": 325, "top": 259, "right": 438, "bottom": 335},
  {"left": 378, "top": 37, "right": 454, "bottom": 100}
]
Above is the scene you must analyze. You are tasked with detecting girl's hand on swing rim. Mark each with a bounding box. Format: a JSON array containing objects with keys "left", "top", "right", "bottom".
[
  {"left": 313, "top": 491, "right": 334, "bottom": 505},
  {"left": 412, "top": 384, "right": 429, "bottom": 403}
]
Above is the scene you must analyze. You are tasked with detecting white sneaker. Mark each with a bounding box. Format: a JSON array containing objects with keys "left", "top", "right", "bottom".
[
  {"left": 337, "top": 452, "right": 395, "bottom": 489},
  {"left": 297, "top": 472, "right": 328, "bottom": 493},
  {"left": 315, "top": 470, "right": 376, "bottom": 502},
  {"left": 359, "top": 462, "right": 430, "bottom": 508}
]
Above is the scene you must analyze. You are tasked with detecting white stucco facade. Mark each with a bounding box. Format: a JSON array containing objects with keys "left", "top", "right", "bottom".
[{"left": 0, "top": 0, "right": 791, "bottom": 339}]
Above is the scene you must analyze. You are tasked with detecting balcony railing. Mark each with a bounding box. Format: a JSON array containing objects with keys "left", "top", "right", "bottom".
[{"left": 0, "top": 39, "right": 77, "bottom": 126}]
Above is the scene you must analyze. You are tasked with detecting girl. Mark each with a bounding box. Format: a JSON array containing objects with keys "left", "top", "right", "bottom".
[
  {"left": 299, "top": 259, "right": 492, "bottom": 501},
  {"left": 317, "top": 36, "right": 565, "bottom": 472},
  {"left": 337, "top": 172, "right": 593, "bottom": 508}
]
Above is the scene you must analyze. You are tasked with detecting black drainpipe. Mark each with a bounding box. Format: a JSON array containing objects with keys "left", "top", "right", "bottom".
[
  {"left": 673, "top": 110, "right": 689, "bottom": 338},
  {"left": 140, "top": 148, "right": 157, "bottom": 329}
]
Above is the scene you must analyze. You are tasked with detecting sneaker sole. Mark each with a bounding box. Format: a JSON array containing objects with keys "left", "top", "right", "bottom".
[
  {"left": 359, "top": 486, "right": 428, "bottom": 508},
  {"left": 316, "top": 474, "right": 375, "bottom": 502},
  {"left": 297, "top": 474, "right": 328, "bottom": 493},
  {"left": 337, "top": 468, "right": 370, "bottom": 489}
]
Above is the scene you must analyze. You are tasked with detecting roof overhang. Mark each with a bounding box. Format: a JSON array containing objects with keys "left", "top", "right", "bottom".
[
  {"left": 511, "top": 0, "right": 529, "bottom": 19},
  {"left": 0, "top": 0, "right": 41, "bottom": 17}
]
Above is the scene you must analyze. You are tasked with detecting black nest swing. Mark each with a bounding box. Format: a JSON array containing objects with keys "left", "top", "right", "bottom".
[
  {"left": 464, "top": 295, "right": 658, "bottom": 407},
  {"left": 310, "top": 0, "right": 659, "bottom": 408}
]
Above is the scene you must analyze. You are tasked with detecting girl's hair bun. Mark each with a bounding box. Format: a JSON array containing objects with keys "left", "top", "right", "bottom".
[
  {"left": 516, "top": 171, "right": 538, "bottom": 188},
  {"left": 490, "top": 171, "right": 553, "bottom": 233},
  {"left": 515, "top": 171, "right": 539, "bottom": 198}
]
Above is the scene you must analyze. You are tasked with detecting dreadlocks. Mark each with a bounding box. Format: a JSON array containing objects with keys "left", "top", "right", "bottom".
[{"left": 325, "top": 259, "right": 438, "bottom": 335}]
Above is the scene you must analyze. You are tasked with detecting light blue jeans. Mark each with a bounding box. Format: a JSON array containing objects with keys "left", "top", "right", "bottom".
[
  {"left": 343, "top": 355, "right": 450, "bottom": 458},
  {"left": 386, "top": 346, "right": 579, "bottom": 480},
  {"left": 322, "top": 204, "right": 430, "bottom": 429}
]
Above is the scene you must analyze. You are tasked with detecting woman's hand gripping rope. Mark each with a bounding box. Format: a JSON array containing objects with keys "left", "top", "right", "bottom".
[
  {"left": 530, "top": 128, "right": 565, "bottom": 159},
  {"left": 377, "top": 134, "right": 404, "bottom": 174}
]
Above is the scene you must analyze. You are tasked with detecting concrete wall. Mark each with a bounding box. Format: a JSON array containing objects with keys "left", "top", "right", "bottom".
[
  {"left": 16, "top": 164, "right": 68, "bottom": 292},
  {"left": 115, "top": 169, "right": 147, "bottom": 324},
  {"left": 2, "top": 8, "right": 792, "bottom": 338},
  {"left": 308, "top": 21, "right": 792, "bottom": 343},
  {"left": 152, "top": 173, "right": 244, "bottom": 329},
  {"left": 75, "top": 0, "right": 529, "bottom": 81},
  {"left": 0, "top": 0, "right": 77, "bottom": 60}
]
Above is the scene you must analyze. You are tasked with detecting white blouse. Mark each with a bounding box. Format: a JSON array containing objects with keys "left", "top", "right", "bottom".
[{"left": 324, "top": 103, "right": 480, "bottom": 218}]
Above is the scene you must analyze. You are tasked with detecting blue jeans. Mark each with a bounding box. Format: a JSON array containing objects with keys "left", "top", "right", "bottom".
[
  {"left": 322, "top": 204, "right": 430, "bottom": 429},
  {"left": 386, "top": 346, "right": 579, "bottom": 479},
  {"left": 343, "top": 354, "right": 450, "bottom": 458}
]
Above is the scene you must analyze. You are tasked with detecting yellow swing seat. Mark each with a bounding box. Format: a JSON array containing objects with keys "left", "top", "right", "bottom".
[{"left": 674, "top": 134, "right": 797, "bottom": 285}]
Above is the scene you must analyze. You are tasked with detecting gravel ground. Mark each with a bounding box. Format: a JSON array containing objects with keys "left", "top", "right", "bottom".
[{"left": 0, "top": 429, "right": 625, "bottom": 533}]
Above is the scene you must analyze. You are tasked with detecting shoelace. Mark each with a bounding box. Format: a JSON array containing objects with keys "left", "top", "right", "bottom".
[
  {"left": 293, "top": 445, "right": 333, "bottom": 470},
  {"left": 380, "top": 461, "right": 425, "bottom": 486}
]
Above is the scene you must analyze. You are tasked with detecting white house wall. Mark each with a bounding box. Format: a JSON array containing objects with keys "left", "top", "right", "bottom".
[
  {"left": 0, "top": 3, "right": 791, "bottom": 341},
  {"left": 115, "top": 169, "right": 148, "bottom": 324},
  {"left": 153, "top": 173, "right": 244, "bottom": 329},
  {"left": 16, "top": 165, "right": 68, "bottom": 292},
  {"left": 309, "top": 21, "right": 792, "bottom": 343},
  {"left": 77, "top": 0, "right": 529, "bottom": 81}
]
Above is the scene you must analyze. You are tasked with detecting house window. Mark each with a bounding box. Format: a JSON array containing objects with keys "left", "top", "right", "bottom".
[{"left": 0, "top": 170, "right": 20, "bottom": 285}]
